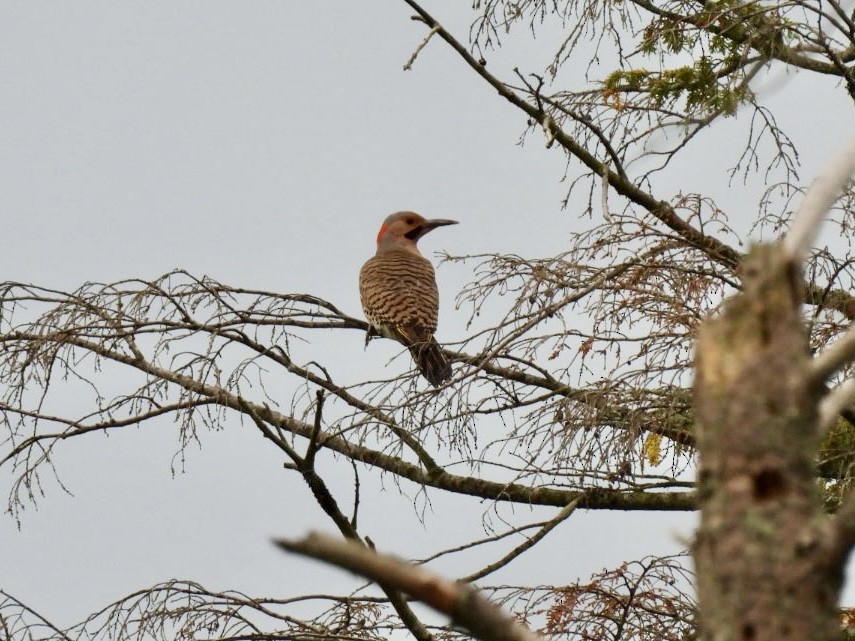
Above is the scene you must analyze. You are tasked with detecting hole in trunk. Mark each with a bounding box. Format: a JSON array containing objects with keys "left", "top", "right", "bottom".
[{"left": 753, "top": 468, "right": 785, "bottom": 501}]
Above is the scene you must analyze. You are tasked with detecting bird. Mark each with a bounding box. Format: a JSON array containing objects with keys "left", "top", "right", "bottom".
[{"left": 359, "top": 211, "right": 457, "bottom": 387}]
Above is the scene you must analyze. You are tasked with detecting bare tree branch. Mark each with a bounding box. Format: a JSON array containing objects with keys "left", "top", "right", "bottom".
[
  {"left": 274, "top": 532, "right": 545, "bottom": 641},
  {"left": 784, "top": 135, "right": 855, "bottom": 263},
  {"left": 404, "top": 0, "right": 742, "bottom": 270}
]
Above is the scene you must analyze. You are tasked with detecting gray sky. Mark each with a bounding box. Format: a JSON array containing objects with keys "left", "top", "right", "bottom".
[{"left": 1, "top": 1, "right": 851, "bottom": 630}]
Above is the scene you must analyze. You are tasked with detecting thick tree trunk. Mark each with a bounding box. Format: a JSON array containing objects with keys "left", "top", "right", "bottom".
[{"left": 694, "top": 244, "right": 842, "bottom": 641}]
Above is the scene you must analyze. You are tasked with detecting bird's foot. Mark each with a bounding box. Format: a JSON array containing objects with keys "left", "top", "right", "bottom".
[{"left": 364, "top": 326, "right": 380, "bottom": 348}]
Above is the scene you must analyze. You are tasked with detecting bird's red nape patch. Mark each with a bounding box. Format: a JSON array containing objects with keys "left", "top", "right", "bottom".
[{"left": 376, "top": 223, "right": 389, "bottom": 245}]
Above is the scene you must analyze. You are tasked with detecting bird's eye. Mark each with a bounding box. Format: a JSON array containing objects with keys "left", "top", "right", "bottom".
[{"left": 405, "top": 217, "right": 415, "bottom": 225}]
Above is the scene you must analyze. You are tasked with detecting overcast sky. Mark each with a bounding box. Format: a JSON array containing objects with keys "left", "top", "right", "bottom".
[{"left": 2, "top": 1, "right": 853, "bottom": 630}]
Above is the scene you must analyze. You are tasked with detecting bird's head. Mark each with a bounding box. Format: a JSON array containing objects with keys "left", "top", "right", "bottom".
[{"left": 375, "top": 211, "right": 458, "bottom": 255}]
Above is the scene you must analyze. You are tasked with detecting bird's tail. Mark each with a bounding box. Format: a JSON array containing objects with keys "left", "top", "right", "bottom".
[{"left": 409, "top": 337, "right": 452, "bottom": 387}]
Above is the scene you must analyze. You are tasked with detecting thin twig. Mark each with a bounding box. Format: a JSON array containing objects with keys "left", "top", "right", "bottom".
[
  {"left": 459, "top": 498, "right": 580, "bottom": 583},
  {"left": 404, "top": 24, "right": 439, "bottom": 70}
]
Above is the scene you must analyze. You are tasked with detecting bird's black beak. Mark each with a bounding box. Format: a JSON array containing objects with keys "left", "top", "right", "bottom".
[{"left": 406, "top": 219, "right": 458, "bottom": 241}]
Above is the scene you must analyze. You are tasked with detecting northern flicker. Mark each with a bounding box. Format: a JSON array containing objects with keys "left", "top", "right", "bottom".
[{"left": 359, "top": 211, "right": 457, "bottom": 387}]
